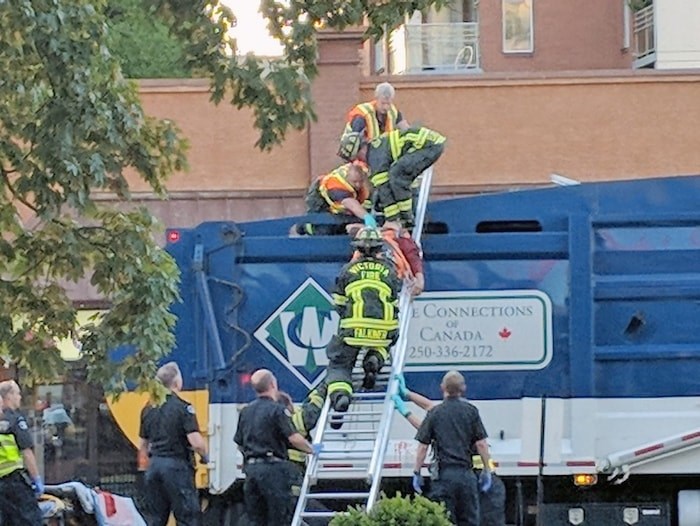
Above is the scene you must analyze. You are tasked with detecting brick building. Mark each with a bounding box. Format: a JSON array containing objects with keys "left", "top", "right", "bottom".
[{"left": 111, "top": 0, "right": 700, "bottom": 230}]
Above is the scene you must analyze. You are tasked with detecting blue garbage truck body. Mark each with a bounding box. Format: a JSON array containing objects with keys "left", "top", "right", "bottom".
[{"left": 155, "top": 175, "right": 700, "bottom": 525}]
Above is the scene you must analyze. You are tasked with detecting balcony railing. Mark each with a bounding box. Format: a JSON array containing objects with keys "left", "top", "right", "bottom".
[
  {"left": 633, "top": 4, "right": 655, "bottom": 67},
  {"left": 389, "top": 22, "right": 480, "bottom": 75}
]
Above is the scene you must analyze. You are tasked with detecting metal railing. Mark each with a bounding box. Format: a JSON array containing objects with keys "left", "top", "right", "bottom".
[
  {"left": 390, "top": 22, "right": 480, "bottom": 74},
  {"left": 633, "top": 4, "right": 655, "bottom": 67}
]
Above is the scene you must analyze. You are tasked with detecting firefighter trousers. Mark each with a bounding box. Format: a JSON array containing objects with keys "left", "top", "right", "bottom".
[
  {"left": 375, "top": 143, "right": 445, "bottom": 223},
  {"left": 325, "top": 335, "right": 390, "bottom": 406}
]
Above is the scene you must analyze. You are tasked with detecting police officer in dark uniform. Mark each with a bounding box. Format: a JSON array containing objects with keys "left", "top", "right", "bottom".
[
  {"left": 413, "top": 371, "right": 493, "bottom": 526},
  {"left": 393, "top": 374, "right": 505, "bottom": 525},
  {"left": 0, "top": 380, "right": 43, "bottom": 526},
  {"left": 138, "top": 362, "right": 209, "bottom": 526},
  {"left": 234, "top": 369, "right": 320, "bottom": 526}
]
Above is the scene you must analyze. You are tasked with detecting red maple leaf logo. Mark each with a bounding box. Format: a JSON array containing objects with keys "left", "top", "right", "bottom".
[{"left": 499, "top": 327, "right": 511, "bottom": 339}]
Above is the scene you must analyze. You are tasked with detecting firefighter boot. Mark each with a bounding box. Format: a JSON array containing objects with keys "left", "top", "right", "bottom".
[
  {"left": 362, "top": 354, "right": 380, "bottom": 390},
  {"left": 330, "top": 392, "right": 350, "bottom": 430},
  {"left": 400, "top": 211, "right": 415, "bottom": 230}
]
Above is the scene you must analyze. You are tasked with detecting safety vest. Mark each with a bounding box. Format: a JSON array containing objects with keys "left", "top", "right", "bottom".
[
  {"left": 288, "top": 409, "right": 308, "bottom": 465},
  {"left": 0, "top": 421, "right": 24, "bottom": 478},
  {"left": 345, "top": 102, "right": 400, "bottom": 141},
  {"left": 307, "top": 164, "right": 370, "bottom": 215},
  {"left": 381, "top": 230, "right": 413, "bottom": 280}
]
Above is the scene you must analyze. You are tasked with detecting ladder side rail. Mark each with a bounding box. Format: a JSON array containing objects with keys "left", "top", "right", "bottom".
[
  {"left": 291, "top": 396, "right": 333, "bottom": 526},
  {"left": 366, "top": 167, "right": 433, "bottom": 509}
]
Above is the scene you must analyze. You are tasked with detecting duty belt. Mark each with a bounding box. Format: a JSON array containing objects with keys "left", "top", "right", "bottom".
[{"left": 246, "top": 456, "right": 285, "bottom": 464}]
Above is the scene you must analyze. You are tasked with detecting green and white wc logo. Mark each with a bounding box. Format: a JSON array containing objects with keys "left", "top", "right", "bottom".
[{"left": 254, "top": 277, "right": 339, "bottom": 389}]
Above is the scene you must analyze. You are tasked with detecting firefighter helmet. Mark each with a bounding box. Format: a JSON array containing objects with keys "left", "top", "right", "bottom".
[
  {"left": 338, "top": 132, "right": 364, "bottom": 161},
  {"left": 352, "top": 227, "right": 384, "bottom": 251}
]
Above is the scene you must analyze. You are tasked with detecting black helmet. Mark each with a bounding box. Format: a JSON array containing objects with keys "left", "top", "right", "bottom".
[
  {"left": 338, "top": 132, "right": 363, "bottom": 161},
  {"left": 352, "top": 227, "right": 384, "bottom": 252}
]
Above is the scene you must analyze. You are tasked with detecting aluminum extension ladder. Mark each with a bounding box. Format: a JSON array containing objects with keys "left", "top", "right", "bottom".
[{"left": 291, "top": 167, "right": 434, "bottom": 525}]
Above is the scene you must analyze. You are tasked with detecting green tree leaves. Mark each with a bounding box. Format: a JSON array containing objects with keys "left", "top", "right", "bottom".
[
  {"left": 152, "top": 0, "right": 447, "bottom": 149},
  {"left": 0, "top": 0, "right": 183, "bottom": 390},
  {"left": 106, "top": 0, "right": 192, "bottom": 78},
  {"left": 0, "top": 0, "right": 445, "bottom": 392}
]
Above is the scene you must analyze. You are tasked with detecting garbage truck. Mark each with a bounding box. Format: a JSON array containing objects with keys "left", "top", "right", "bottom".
[{"left": 107, "top": 174, "right": 700, "bottom": 525}]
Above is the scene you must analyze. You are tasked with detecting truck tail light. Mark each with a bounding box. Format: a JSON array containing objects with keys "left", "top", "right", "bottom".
[{"left": 573, "top": 474, "right": 598, "bottom": 487}]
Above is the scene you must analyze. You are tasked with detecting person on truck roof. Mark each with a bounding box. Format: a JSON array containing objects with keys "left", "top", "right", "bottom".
[
  {"left": 291, "top": 160, "right": 376, "bottom": 237},
  {"left": 338, "top": 126, "right": 446, "bottom": 228},
  {"left": 410, "top": 371, "right": 493, "bottom": 526},
  {"left": 325, "top": 227, "right": 402, "bottom": 429},
  {"left": 343, "top": 82, "right": 410, "bottom": 141},
  {"left": 392, "top": 374, "right": 506, "bottom": 526}
]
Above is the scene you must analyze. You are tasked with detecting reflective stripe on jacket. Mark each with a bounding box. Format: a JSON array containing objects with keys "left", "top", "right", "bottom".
[
  {"left": 307, "top": 164, "right": 369, "bottom": 215},
  {"left": 345, "top": 102, "right": 399, "bottom": 141}
]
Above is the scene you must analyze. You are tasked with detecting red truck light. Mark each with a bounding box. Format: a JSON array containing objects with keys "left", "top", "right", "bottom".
[{"left": 166, "top": 230, "right": 181, "bottom": 243}]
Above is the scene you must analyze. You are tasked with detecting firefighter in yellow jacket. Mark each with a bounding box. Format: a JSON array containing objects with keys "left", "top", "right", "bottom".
[
  {"left": 339, "top": 126, "right": 446, "bottom": 227},
  {"left": 325, "top": 227, "right": 402, "bottom": 427}
]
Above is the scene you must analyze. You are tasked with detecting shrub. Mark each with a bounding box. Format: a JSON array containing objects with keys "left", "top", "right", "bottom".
[{"left": 329, "top": 494, "right": 453, "bottom": 526}]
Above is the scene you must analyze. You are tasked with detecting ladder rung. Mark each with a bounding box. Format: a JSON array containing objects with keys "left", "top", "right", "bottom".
[
  {"left": 300, "top": 511, "right": 340, "bottom": 518},
  {"left": 305, "top": 492, "right": 370, "bottom": 500},
  {"left": 316, "top": 465, "right": 369, "bottom": 480},
  {"left": 330, "top": 410, "right": 383, "bottom": 417},
  {"left": 319, "top": 452, "right": 373, "bottom": 460},
  {"left": 324, "top": 428, "right": 378, "bottom": 435},
  {"left": 351, "top": 392, "right": 386, "bottom": 399}
]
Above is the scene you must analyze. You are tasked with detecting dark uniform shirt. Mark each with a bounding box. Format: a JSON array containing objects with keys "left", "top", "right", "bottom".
[
  {"left": 139, "top": 393, "right": 200, "bottom": 463},
  {"left": 2, "top": 409, "right": 33, "bottom": 451},
  {"left": 234, "top": 396, "right": 296, "bottom": 461},
  {"left": 415, "top": 397, "right": 488, "bottom": 469}
]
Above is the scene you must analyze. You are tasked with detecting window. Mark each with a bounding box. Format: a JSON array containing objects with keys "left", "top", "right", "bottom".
[{"left": 503, "top": 0, "right": 534, "bottom": 53}]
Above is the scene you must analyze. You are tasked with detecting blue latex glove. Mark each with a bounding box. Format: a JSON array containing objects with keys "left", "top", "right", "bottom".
[
  {"left": 363, "top": 214, "right": 377, "bottom": 228},
  {"left": 412, "top": 471, "right": 423, "bottom": 494},
  {"left": 395, "top": 373, "right": 409, "bottom": 401},
  {"left": 199, "top": 454, "right": 210, "bottom": 466},
  {"left": 32, "top": 476, "right": 44, "bottom": 497},
  {"left": 392, "top": 394, "right": 411, "bottom": 417},
  {"left": 479, "top": 470, "right": 493, "bottom": 493},
  {"left": 311, "top": 443, "right": 324, "bottom": 456}
]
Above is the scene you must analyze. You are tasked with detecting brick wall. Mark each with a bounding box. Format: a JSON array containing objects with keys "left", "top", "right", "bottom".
[{"left": 110, "top": 31, "right": 700, "bottom": 229}]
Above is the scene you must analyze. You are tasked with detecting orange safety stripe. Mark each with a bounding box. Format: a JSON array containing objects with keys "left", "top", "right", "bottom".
[
  {"left": 318, "top": 164, "right": 368, "bottom": 214},
  {"left": 346, "top": 102, "right": 399, "bottom": 141},
  {"left": 382, "top": 231, "right": 412, "bottom": 280}
]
